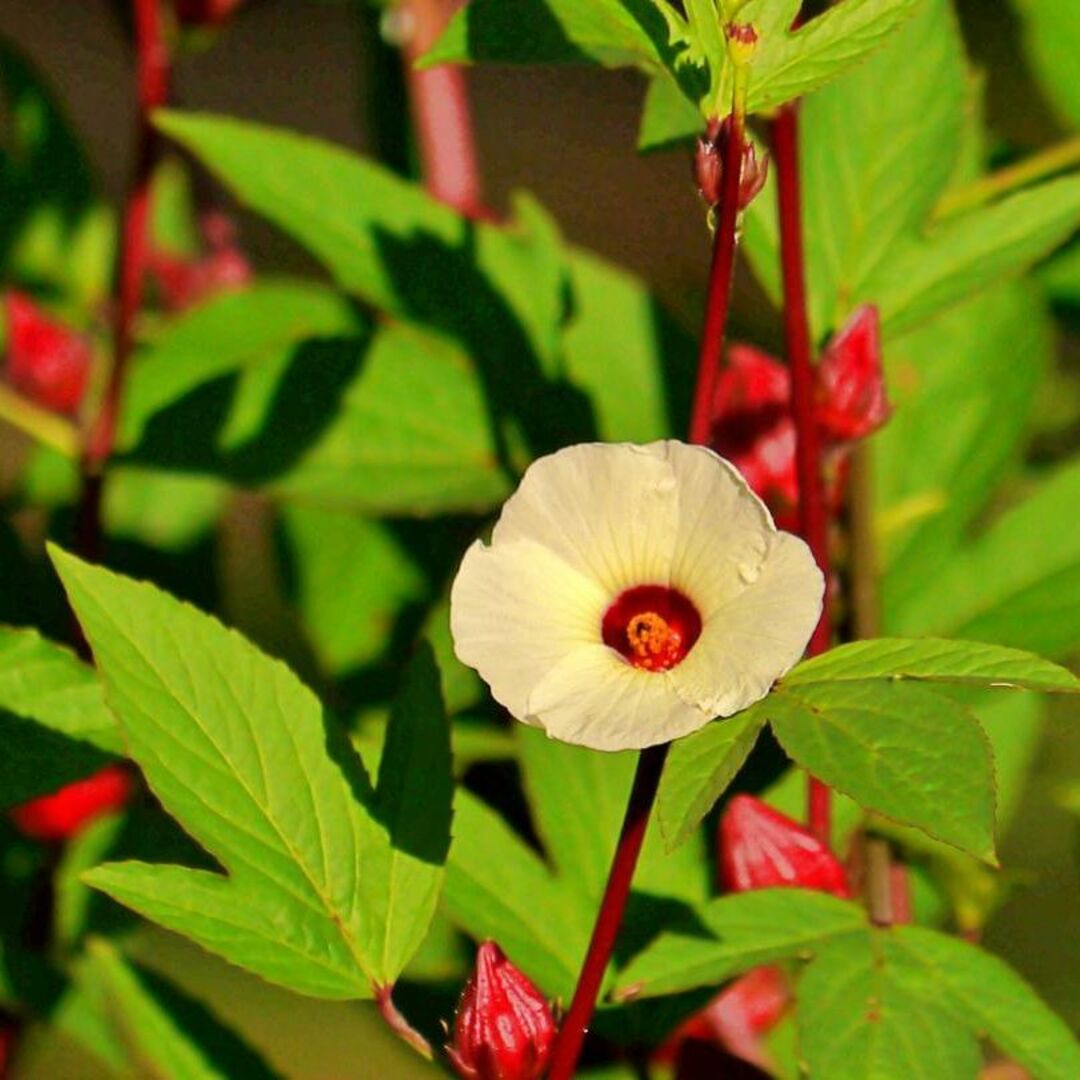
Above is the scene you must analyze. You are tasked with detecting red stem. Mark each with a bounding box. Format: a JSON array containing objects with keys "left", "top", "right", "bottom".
[
  {"left": 401, "top": 0, "right": 486, "bottom": 217},
  {"left": 771, "top": 103, "right": 833, "bottom": 844},
  {"left": 75, "top": 0, "right": 170, "bottom": 562},
  {"left": 688, "top": 110, "right": 747, "bottom": 446},
  {"left": 546, "top": 744, "right": 669, "bottom": 1080}
]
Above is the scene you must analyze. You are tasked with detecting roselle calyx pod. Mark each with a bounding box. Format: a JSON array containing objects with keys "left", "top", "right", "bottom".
[
  {"left": 719, "top": 794, "right": 852, "bottom": 897},
  {"left": 695, "top": 117, "right": 769, "bottom": 212},
  {"left": 3, "top": 292, "right": 91, "bottom": 415},
  {"left": 10, "top": 766, "right": 133, "bottom": 843},
  {"left": 816, "top": 305, "right": 891, "bottom": 442},
  {"left": 447, "top": 941, "right": 556, "bottom": 1080}
]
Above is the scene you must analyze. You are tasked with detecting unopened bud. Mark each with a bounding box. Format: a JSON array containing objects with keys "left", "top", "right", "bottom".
[
  {"left": 694, "top": 117, "right": 769, "bottom": 212},
  {"left": 725, "top": 22, "right": 759, "bottom": 65},
  {"left": 719, "top": 794, "right": 852, "bottom": 897},
  {"left": 447, "top": 942, "right": 556, "bottom": 1080},
  {"left": 816, "top": 305, "right": 891, "bottom": 443},
  {"left": 4, "top": 292, "right": 91, "bottom": 415}
]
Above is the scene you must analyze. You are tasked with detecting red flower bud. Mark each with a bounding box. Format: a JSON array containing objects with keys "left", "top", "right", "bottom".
[
  {"left": 10, "top": 765, "right": 132, "bottom": 843},
  {"left": 448, "top": 942, "right": 556, "bottom": 1080},
  {"left": 4, "top": 292, "right": 91, "bottom": 415},
  {"left": 150, "top": 212, "right": 253, "bottom": 312},
  {"left": 719, "top": 794, "right": 852, "bottom": 897},
  {"left": 174, "top": 0, "right": 243, "bottom": 27},
  {"left": 816, "top": 305, "right": 890, "bottom": 443},
  {"left": 695, "top": 118, "right": 769, "bottom": 212}
]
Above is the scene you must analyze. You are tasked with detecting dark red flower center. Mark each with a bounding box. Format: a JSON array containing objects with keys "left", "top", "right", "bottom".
[{"left": 601, "top": 585, "right": 702, "bottom": 672}]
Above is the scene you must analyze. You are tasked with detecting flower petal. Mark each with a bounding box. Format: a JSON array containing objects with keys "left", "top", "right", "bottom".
[
  {"left": 525, "top": 643, "right": 710, "bottom": 751},
  {"left": 450, "top": 537, "right": 608, "bottom": 721},
  {"left": 671, "top": 531, "right": 824, "bottom": 716},
  {"left": 491, "top": 443, "right": 681, "bottom": 596}
]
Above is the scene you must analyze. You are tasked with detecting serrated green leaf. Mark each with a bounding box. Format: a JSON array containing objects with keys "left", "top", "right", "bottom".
[
  {"left": 423, "top": 0, "right": 670, "bottom": 68},
  {"left": 1010, "top": 0, "right": 1080, "bottom": 129},
  {"left": 281, "top": 507, "right": 425, "bottom": 675},
  {"left": 120, "top": 280, "right": 361, "bottom": 450},
  {"left": 150, "top": 155, "right": 201, "bottom": 257},
  {"left": 83, "top": 940, "right": 283, "bottom": 1080},
  {"left": 443, "top": 789, "right": 591, "bottom": 999},
  {"left": 51, "top": 547, "right": 415, "bottom": 1000},
  {"left": 765, "top": 680, "right": 997, "bottom": 861},
  {"left": 614, "top": 889, "right": 866, "bottom": 1000},
  {"left": 655, "top": 707, "right": 767, "bottom": 849},
  {"left": 785, "top": 638, "right": 1080, "bottom": 694},
  {"left": 797, "top": 931, "right": 982, "bottom": 1080},
  {"left": 104, "top": 469, "right": 228, "bottom": 552},
  {"left": 363, "top": 644, "right": 453, "bottom": 986},
  {"left": 637, "top": 72, "right": 701, "bottom": 151},
  {"left": 890, "top": 458, "right": 1080, "bottom": 658},
  {"left": 892, "top": 926, "right": 1080, "bottom": 1080}
]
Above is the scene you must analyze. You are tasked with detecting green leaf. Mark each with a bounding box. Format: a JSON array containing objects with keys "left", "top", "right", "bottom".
[
  {"left": 150, "top": 155, "right": 201, "bottom": 257},
  {"left": 785, "top": 638, "right": 1080, "bottom": 694},
  {"left": 120, "top": 280, "right": 361, "bottom": 450},
  {"left": 892, "top": 927, "right": 1080, "bottom": 1080},
  {"left": 764, "top": 680, "right": 997, "bottom": 861},
  {"left": 281, "top": 507, "right": 426, "bottom": 675},
  {"left": 876, "top": 283, "right": 1051, "bottom": 614},
  {"left": 423, "top": 0, "right": 670, "bottom": 69},
  {"left": 518, "top": 728, "right": 708, "bottom": 910},
  {"left": 797, "top": 931, "right": 982, "bottom": 1080},
  {"left": 443, "top": 789, "right": 591, "bottom": 999},
  {"left": 655, "top": 707, "right": 767, "bottom": 849},
  {"left": 51, "top": 547, "right": 418, "bottom": 1000},
  {"left": 1010, "top": 0, "right": 1080, "bottom": 129},
  {"left": 637, "top": 73, "right": 701, "bottom": 152},
  {"left": 83, "top": 940, "right": 284, "bottom": 1079},
  {"left": 363, "top": 644, "right": 453, "bottom": 986},
  {"left": 104, "top": 469, "right": 228, "bottom": 553},
  {"left": 890, "top": 458, "right": 1080, "bottom": 658},
  {"left": 614, "top": 889, "right": 866, "bottom": 1000}
]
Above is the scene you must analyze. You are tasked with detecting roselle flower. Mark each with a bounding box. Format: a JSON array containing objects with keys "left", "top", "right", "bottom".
[
  {"left": 719, "top": 794, "right": 852, "bottom": 897},
  {"left": 450, "top": 442, "right": 823, "bottom": 751},
  {"left": 3, "top": 292, "right": 91, "bottom": 414},
  {"left": 10, "top": 765, "right": 132, "bottom": 843},
  {"left": 149, "top": 212, "right": 252, "bottom": 312},
  {"left": 695, "top": 116, "right": 769, "bottom": 212},
  {"left": 710, "top": 306, "right": 889, "bottom": 527},
  {"left": 447, "top": 941, "right": 556, "bottom": 1080}
]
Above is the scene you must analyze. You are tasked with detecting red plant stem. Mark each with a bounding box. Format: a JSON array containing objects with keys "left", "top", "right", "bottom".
[
  {"left": 547, "top": 744, "right": 669, "bottom": 1080},
  {"left": 75, "top": 0, "right": 170, "bottom": 563},
  {"left": 401, "top": 0, "right": 486, "bottom": 217},
  {"left": 771, "top": 103, "right": 833, "bottom": 844},
  {"left": 688, "top": 109, "right": 748, "bottom": 446}
]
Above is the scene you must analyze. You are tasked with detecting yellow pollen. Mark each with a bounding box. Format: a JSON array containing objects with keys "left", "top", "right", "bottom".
[{"left": 626, "top": 612, "right": 675, "bottom": 659}]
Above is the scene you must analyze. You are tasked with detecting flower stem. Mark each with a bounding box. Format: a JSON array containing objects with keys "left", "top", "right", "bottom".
[
  {"left": 771, "top": 102, "right": 833, "bottom": 844},
  {"left": 374, "top": 985, "right": 433, "bottom": 1060},
  {"left": 400, "top": 0, "right": 486, "bottom": 218},
  {"left": 74, "top": 0, "right": 169, "bottom": 563},
  {"left": 547, "top": 744, "right": 669, "bottom": 1080},
  {"left": 934, "top": 133, "right": 1080, "bottom": 221},
  {"left": 688, "top": 103, "right": 748, "bottom": 446}
]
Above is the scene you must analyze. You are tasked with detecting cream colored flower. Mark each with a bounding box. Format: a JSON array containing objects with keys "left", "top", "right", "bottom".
[{"left": 450, "top": 441, "right": 824, "bottom": 752}]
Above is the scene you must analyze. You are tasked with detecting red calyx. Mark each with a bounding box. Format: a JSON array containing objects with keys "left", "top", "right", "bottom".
[
  {"left": 10, "top": 765, "right": 133, "bottom": 843},
  {"left": 695, "top": 117, "right": 769, "bottom": 213},
  {"left": 174, "top": 0, "right": 243, "bottom": 27},
  {"left": 4, "top": 292, "right": 91, "bottom": 414},
  {"left": 719, "top": 794, "right": 852, "bottom": 897},
  {"left": 709, "top": 306, "right": 889, "bottom": 528},
  {"left": 448, "top": 941, "right": 556, "bottom": 1080},
  {"left": 149, "top": 212, "right": 253, "bottom": 312}
]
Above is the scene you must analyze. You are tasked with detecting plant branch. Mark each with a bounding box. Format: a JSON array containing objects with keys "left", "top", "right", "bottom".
[
  {"left": 546, "top": 744, "right": 669, "bottom": 1080},
  {"left": 374, "top": 985, "right": 433, "bottom": 1060},
  {"left": 771, "top": 102, "right": 833, "bottom": 844},
  {"left": 935, "top": 133, "right": 1080, "bottom": 221},
  {"left": 399, "top": 0, "right": 486, "bottom": 217},
  {"left": 0, "top": 385, "right": 80, "bottom": 458},
  {"left": 74, "top": 0, "right": 170, "bottom": 563}
]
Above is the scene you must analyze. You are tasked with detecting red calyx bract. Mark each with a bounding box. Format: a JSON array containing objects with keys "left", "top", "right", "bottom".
[
  {"left": 447, "top": 941, "right": 556, "bottom": 1080},
  {"left": 4, "top": 292, "right": 91, "bottom": 415},
  {"left": 719, "top": 793, "right": 852, "bottom": 897},
  {"left": 816, "top": 305, "right": 891, "bottom": 442},
  {"left": 10, "top": 765, "right": 133, "bottom": 843}
]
